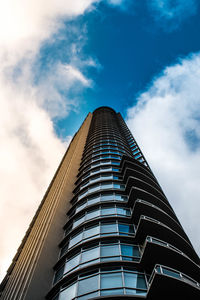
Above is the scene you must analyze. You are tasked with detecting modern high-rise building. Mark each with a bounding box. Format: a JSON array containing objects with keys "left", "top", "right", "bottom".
[{"left": 1, "top": 106, "right": 200, "bottom": 299}]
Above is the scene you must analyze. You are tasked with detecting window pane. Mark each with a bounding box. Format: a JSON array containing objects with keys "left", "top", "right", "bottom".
[
  {"left": 118, "top": 224, "right": 134, "bottom": 234},
  {"left": 101, "top": 272, "right": 122, "bottom": 289},
  {"left": 81, "top": 247, "right": 99, "bottom": 263},
  {"left": 101, "top": 194, "right": 114, "bottom": 201},
  {"left": 88, "top": 196, "right": 100, "bottom": 205},
  {"left": 101, "top": 289, "right": 124, "bottom": 296},
  {"left": 69, "top": 231, "right": 83, "bottom": 248},
  {"left": 162, "top": 268, "right": 181, "bottom": 279},
  {"left": 101, "top": 244, "right": 120, "bottom": 257},
  {"left": 121, "top": 244, "right": 140, "bottom": 257},
  {"left": 124, "top": 273, "right": 147, "bottom": 290},
  {"left": 78, "top": 275, "right": 99, "bottom": 296},
  {"left": 101, "top": 222, "right": 117, "bottom": 233},
  {"left": 101, "top": 207, "right": 116, "bottom": 216},
  {"left": 137, "top": 274, "right": 147, "bottom": 289},
  {"left": 117, "top": 207, "right": 130, "bottom": 216},
  {"left": 86, "top": 209, "right": 100, "bottom": 220},
  {"left": 90, "top": 185, "right": 100, "bottom": 193},
  {"left": 84, "top": 225, "right": 100, "bottom": 239},
  {"left": 73, "top": 215, "right": 85, "bottom": 228},
  {"left": 76, "top": 201, "right": 86, "bottom": 213},
  {"left": 64, "top": 253, "right": 80, "bottom": 273},
  {"left": 101, "top": 183, "right": 112, "bottom": 189},
  {"left": 60, "top": 282, "right": 77, "bottom": 300},
  {"left": 124, "top": 272, "right": 137, "bottom": 288}
]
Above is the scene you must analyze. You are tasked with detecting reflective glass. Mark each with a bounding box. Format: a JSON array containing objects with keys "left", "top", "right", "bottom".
[
  {"left": 101, "top": 223, "right": 117, "bottom": 233},
  {"left": 88, "top": 196, "right": 100, "bottom": 205},
  {"left": 101, "top": 272, "right": 122, "bottom": 289},
  {"left": 73, "top": 215, "right": 85, "bottom": 228},
  {"left": 124, "top": 272, "right": 137, "bottom": 288},
  {"left": 117, "top": 207, "right": 130, "bottom": 216},
  {"left": 64, "top": 253, "right": 80, "bottom": 273},
  {"left": 118, "top": 224, "right": 134, "bottom": 234},
  {"left": 69, "top": 231, "right": 83, "bottom": 248},
  {"left": 101, "top": 244, "right": 120, "bottom": 257},
  {"left": 84, "top": 225, "right": 100, "bottom": 239},
  {"left": 101, "top": 194, "right": 114, "bottom": 201},
  {"left": 101, "top": 289, "right": 124, "bottom": 296},
  {"left": 81, "top": 247, "right": 99, "bottom": 263},
  {"left": 86, "top": 209, "right": 100, "bottom": 220},
  {"left": 101, "top": 183, "right": 112, "bottom": 189},
  {"left": 121, "top": 245, "right": 140, "bottom": 258},
  {"left": 90, "top": 185, "right": 100, "bottom": 193},
  {"left": 60, "top": 282, "right": 77, "bottom": 300},
  {"left": 162, "top": 268, "right": 180, "bottom": 279},
  {"left": 76, "top": 201, "right": 86, "bottom": 213},
  {"left": 101, "top": 207, "right": 116, "bottom": 216},
  {"left": 78, "top": 275, "right": 99, "bottom": 296}
]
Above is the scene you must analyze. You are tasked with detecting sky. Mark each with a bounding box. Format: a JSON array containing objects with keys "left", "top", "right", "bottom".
[{"left": 0, "top": 0, "right": 200, "bottom": 280}]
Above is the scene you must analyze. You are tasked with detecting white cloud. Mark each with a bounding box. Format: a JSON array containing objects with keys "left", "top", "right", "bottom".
[
  {"left": 0, "top": 0, "right": 100, "bottom": 281},
  {"left": 148, "top": 0, "right": 198, "bottom": 31},
  {"left": 126, "top": 52, "right": 200, "bottom": 256}
]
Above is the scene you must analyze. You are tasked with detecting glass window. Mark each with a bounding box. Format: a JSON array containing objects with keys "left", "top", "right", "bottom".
[
  {"left": 69, "top": 231, "right": 83, "bottom": 248},
  {"left": 118, "top": 224, "right": 134, "bottom": 234},
  {"left": 101, "top": 289, "right": 124, "bottom": 296},
  {"left": 124, "top": 272, "right": 146, "bottom": 290},
  {"left": 162, "top": 268, "right": 181, "bottom": 279},
  {"left": 86, "top": 209, "right": 100, "bottom": 220},
  {"left": 78, "top": 275, "right": 99, "bottom": 296},
  {"left": 101, "top": 194, "right": 114, "bottom": 201},
  {"left": 60, "top": 282, "right": 77, "bottom": 300},
  {"left": 81, "top": 247, "right": 99, "bottom": 263},
  {"left": 101, "top": 183, "right": 112, "bottom": 189},
  {"left": 101, "top": 244, "right": 120, "bottom": 257},
  {"left": 121, "top": 244, "right": 140, "bottom": 258},
  {"left": 76, "top": 201, "right": 86, "bottom": 213},
  {"left": 117, "top": 207, "right": 130, "bottom": 216},
  {"left": 84, "top": 224, "right": 100, "bottom": 239},
  {"left": 73, "top": 215, "right": 85, "bottom": 228},
  {"left": 101, "top": 222, "right": 117, "bottom": 234},
  {"left": 88, "top": 195, "right": 100, "bottom": 205},
  {"left": 90, "top": 185, "right": 100, "bottom": 193},
  {"left": 101, "top": 272, "right": 122, "bottom": 289},
  {"left": 101, "top": 207, "right": 116, "bottom": 216},
  {"left": 64, "top": 253, "right": 80, "bottom": 273}
]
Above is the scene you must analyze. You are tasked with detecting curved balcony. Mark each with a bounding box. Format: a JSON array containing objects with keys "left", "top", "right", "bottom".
[
  {"left": 128, "top": 186, "right": 175, "bottom": 218},
  {"left": 135, "top": 215, "right": 200, "bottom": 264},
  {"left": 132, "top": 199, "right": 189, "bottom": 243},
  {"left": 147, "top": 265, "right": 200, "bottom": 299},
  {"left": 125, "top": 176, "right": 167, "bottom": 204},
  {"left": 141, "top": 236, "right": 200, "bottom": 282}
]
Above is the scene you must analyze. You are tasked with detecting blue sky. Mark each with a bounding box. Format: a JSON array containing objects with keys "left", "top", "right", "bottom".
[
  {"left": 43, "top": 0, "right": 200, "bottom": 137},
  {"left": 1, "top": 0, "right": 200, "bottom": 281}
]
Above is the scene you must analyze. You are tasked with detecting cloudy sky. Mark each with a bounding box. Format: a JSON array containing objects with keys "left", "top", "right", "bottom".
[{"left": 1, "top": 0, "right": 200, "bottom": 280}]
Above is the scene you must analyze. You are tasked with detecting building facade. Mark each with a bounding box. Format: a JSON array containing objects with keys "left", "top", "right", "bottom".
[{"left": 1, "top": 106, "right": 200, "bottom": 299}]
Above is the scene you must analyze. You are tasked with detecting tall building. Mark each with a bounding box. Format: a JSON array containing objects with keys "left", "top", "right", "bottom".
[{"left": 1, "top": 106, "right": 200, "bottom": 299}]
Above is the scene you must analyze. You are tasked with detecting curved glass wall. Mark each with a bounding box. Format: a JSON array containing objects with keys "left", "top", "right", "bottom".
[{"left": 58, "top": 267, "right": 147, "bottom": 300}]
